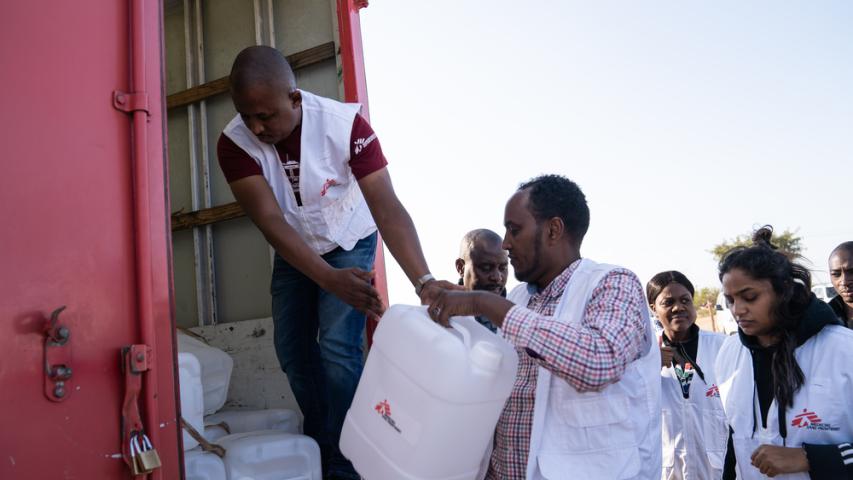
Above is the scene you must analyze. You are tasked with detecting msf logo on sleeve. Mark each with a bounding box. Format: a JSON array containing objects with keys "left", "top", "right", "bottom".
[
  {"left": 353, "top": 133, "right": 377, "bottom": 155},
  {"left": 791, "top": 409, "right": 839, "bottom": 432}
]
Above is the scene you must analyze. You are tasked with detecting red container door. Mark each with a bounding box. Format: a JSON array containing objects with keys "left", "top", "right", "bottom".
[{"left": 0, "top": 1, "right": 180, "bottom": 478}]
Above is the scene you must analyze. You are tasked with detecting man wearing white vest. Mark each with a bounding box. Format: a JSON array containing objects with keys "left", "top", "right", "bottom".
[
  {"left": 428, "top": 174, "right": 662, "bottom": 479},
  {"left": 217, "top": 46, "right": 455, "bottom": 480}
]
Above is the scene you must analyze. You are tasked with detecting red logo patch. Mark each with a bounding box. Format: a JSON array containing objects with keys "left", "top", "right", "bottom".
[
  {"left": 791, "top": 409, "right": 822, "bottom": 428},
  {"left": 374, "top": 399, "right": 402, "bottom": 434},
  {"left": 320, "top": 178, "right": 339, "bottom": 196},
  {"left": 705, "top": 384, "right": 720, "bottom": 398},
  {"left": 375, "top": 399, "right": 391, "bottom": 417}
]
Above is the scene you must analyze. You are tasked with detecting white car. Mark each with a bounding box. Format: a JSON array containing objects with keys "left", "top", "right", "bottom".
[
  {"left": 715, "top": 291, "right": 738, "bottom": 335},
  {"left": 812, "top": 284, "right": 838, "bottom": 303}
]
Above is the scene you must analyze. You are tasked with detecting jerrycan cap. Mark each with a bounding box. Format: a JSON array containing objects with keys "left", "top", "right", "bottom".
[{"left": 469, "top": 341, "right": 502, "bottom": 374}]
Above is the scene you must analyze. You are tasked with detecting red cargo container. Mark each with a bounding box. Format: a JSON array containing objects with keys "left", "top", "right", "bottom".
[{"left": 0, "top": 0, "right": 381, "bottom": 478}]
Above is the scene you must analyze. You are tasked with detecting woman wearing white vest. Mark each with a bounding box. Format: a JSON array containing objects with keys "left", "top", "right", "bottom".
[
  {"left": 427, "top": 175, "right": 661, "bottom": 480},
  {"left": 715, "top": 226, "right": 853, "bottom": 479},
  {"left": 218, "top": 46, "right": 458, "bottom": 479},
  {"left": 647, "top": 271, "right": 727, "bottom": 480}
]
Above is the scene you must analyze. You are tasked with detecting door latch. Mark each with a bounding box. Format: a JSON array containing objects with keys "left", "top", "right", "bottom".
[{"left": 44, "top": 306, "right": 73, "bottom": 402}]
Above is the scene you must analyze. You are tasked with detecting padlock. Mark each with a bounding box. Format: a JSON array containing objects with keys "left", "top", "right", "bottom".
[
  {"left": 137, "top": 432, "right": 162, "bottom": 472},
  {"left": 129, "top": 432, "right": 144, "bottom": 476}
]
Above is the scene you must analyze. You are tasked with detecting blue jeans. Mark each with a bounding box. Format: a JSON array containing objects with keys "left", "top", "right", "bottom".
[{"left": 271, "top": 232, "right": 377, "bottom": 480}]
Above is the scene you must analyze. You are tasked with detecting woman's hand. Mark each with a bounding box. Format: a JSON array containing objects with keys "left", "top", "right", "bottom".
[
  {"left": 659, "top": 336, "right": 674, "bottom": 368},
  {"left": 750, "top": 445, "right": 809, "bottom": 477}
]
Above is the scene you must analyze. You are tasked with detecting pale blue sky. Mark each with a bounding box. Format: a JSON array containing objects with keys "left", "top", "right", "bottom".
[{"left": 360, "top": 1, "right": 853, "bottom": 304}]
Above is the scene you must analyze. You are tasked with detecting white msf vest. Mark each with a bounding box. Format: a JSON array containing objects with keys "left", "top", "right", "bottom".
[
  {"left": 715, "top": 325, "right": 853, "bottom": 480},
  {"left": 223, "top": 89, "right": 377, "bottom": 254},
  {"left": 659, "top": 330, "right": 727, "bottom": 480},
  {"left": 507, "top": 259, "right": 662, "bottom": 480}
]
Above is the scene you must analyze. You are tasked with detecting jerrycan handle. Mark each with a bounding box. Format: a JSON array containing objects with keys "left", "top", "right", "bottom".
[{"left": 449, "top": 319, "right": 472, "bottom": 350}]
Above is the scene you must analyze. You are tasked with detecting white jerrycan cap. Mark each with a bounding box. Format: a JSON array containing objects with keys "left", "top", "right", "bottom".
[{"left": 450, "top": 319, "right": 503, "bottom": 374}]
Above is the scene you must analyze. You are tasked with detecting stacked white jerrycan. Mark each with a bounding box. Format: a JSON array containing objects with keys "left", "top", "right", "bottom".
[
  {"left": 204, "top": 408, "right": 300, "bottom": 442},
  {"left": 178, "top": 352, "right": 207, "bottom": 451},
  {"left": 340, "top": 305, "right": 519, "bottom": 480},
  {"left": 216, "top": 431, "right": 322, "bottom": 480},
  {"left": 178, "top": 349, "right": 227, "bottom": 480},
  {"left": 177, "top": 332, "right": 234, "bottom": 415},
  {"left": 176, "top": 330, "right": 321, "bottom": 480}
]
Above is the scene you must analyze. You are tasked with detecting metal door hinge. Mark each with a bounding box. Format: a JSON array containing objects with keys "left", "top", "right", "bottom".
[{"left": 113, "top": 91, "right": 149, "bottom": 115}]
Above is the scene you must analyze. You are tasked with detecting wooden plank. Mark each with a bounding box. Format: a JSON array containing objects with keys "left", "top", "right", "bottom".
[
  {"left": 286, "top": 41, "right": 337, "bottom": 70},
  {"left": 171, "top": 202, "right": 245, "bottom": 231},
  {"left": 167, "top": 77, "right": 230, "bottom": 110},
  {"left": 167, "top": 42, "right": 337, "bottom": 110}
]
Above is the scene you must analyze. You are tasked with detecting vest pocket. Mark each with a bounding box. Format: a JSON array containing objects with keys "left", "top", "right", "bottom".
[
  {"left": 320, "top": 180, "right": 369, "bottom": 249},
  {"left": 554, "top": 394, "right": 637, "bottom": 449},
  {"left": 540, "top": 393, "right": 641, "bottom": 478},
  {"left": 537, "top": 447, "right": 641, "bottom": 479},
  {"left": 660, "top": 409, "right": 676, "bottom": 467},
  {"left": 701, "top": 407, "right": 729, "bottom": 463}
]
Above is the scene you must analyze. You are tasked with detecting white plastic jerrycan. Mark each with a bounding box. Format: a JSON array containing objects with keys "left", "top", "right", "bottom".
[
  {"left": 177, "top": 331, "right": 234, "bottom": 415},
  {"left": 183, "top": 447, "right": 226, "bottom": 480},
  {"left": 340, "top": 304, "right": 519, "bottom": 480},
  {"left": 178, "top": 352, "right": 205, "bottom": 451},
  {"left": 203, "top": 408, "right": 300, "bottom": 442}
]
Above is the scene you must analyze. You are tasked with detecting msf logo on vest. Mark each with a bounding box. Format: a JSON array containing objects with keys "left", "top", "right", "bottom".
[
  {"left": 375, "top": 399, "right": 402, "bottom": 434},
  {"left": 705, "top": 384, "right": 720, "bottom": 398},
  {"left": 320, "top": 178, "right": 340, "bottom": 196},
  {"left": 791, "top": 409, "right": 840, "bottom": 432}
]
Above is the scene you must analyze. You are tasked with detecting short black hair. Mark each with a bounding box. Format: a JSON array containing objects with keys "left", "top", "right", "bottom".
[
  {"left": 458, "top": 229, "right": 503, "bottom": 260},
  {"left": 830, "top": 241, "right": 853, "bottom": 260},
  {"left": 646, "top": 270, "right": 695, "bottom": 305},
  {"left": 230, "top": 45, "right": 296, "bottom": 95},
  {"left": 518, "top": 174, "right": 590, "bottom": 245}
]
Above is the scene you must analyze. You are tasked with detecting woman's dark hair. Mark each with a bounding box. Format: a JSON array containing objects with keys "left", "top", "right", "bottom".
[
  {"left": 646, "top": 271, "right": 695, "bottom": 305},
  {"left": 718, "top": 225, "right": 811, "bottom": 408}
]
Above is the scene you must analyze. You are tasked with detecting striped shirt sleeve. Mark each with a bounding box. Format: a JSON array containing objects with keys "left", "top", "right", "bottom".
[
  {"left": 803, "top": 442, "right": 853, "bottom": 479},
  {"left": 501, "top": 269, "right": 650, "bottom": 392}
]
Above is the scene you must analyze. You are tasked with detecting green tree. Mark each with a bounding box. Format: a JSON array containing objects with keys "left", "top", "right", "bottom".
[
  {"left": 693, "top": 286, "right": 720, "bottom": 309},
  {"left": 710, "top": 228, "right": 803, "bottom": 262}
]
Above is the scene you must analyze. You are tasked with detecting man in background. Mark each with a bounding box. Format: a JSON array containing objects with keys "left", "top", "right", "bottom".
[
  {"left": 455, "top": 229, "right": 508, "bottom": 333},
  {"left": 828, "top": 241, "right": 853, "bottom": 326}
]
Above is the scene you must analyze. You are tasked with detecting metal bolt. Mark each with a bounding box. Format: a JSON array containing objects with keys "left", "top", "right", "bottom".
[
  {"left": 136, "top": 353, "right": 145, "bottom": 362},
  {"left": 57, "top": 326, "right": 70, "bottom": 340},
  {"left": 116, "top": 94, "right": 126, "bottom": 105},
  {"left": 54, "top": 383, "right": 66, "bottom": 398}
]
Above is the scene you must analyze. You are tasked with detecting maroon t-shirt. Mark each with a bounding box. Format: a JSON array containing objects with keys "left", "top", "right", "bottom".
[{"left": 217, "top": 113, "right": 387, "bottom": 206}]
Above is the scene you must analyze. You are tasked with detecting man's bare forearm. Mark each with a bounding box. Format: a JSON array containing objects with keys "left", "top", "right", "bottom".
[
  {"left": 358, "top": 169, "right": 431, "bottom": 288},
  {"left": 372, "top": 200, "right": 430, "bottom": 285}
]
